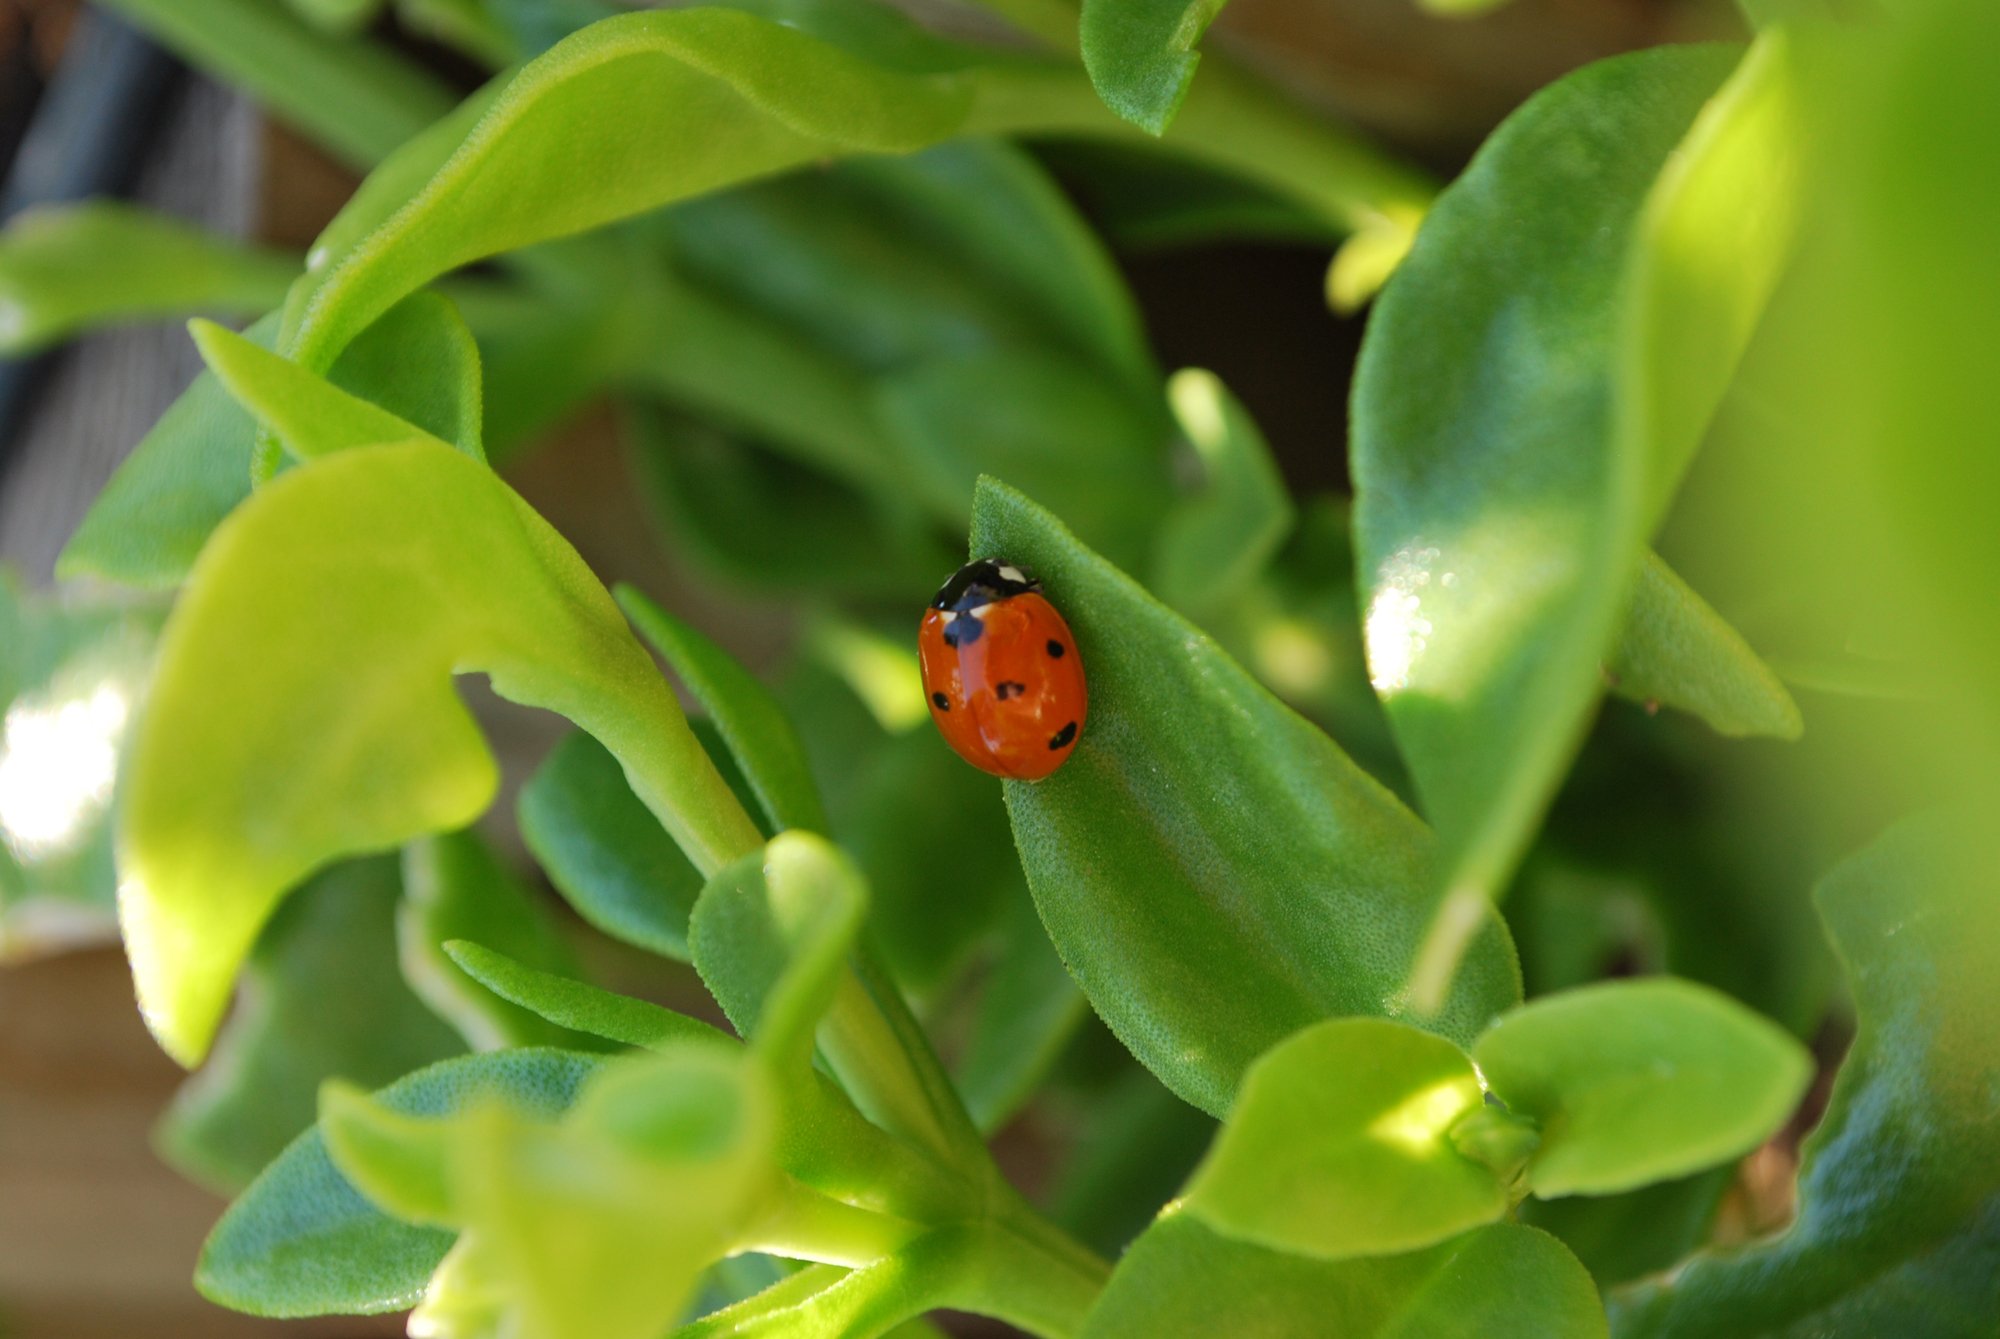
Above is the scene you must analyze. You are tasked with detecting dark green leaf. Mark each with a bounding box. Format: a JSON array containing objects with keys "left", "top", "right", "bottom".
[
  {"left": 156, "top": 858, "right": 463, "bottom": 1194},
  {"left": 879, "top": 348, "right": 1171, "bottom": 571},
  {"left": 1612, "top": 811, "right": 2000, "bottom": 1336},
  {"left": 399, "top": 829, "right": 598, "bottom": 1050},
  {"left": 973, "top": 478, "right": 1520, "bottom": 1115},
  {"left": 625, "top": 408, "right": 956, "bottom": 601},
  {"left": 1083, "top": 1212, "right": 1606, "bottom": 1338},
  {"left": 1078, "top": 0, "right": 1230, "bottom": 136},
  {"left": 829, "top": 728, "right": 1016, "bottom": 1000},
  {"left": 517, "top": 729, "right": 702, "bottom": 961},
  {"left": 1150, "top": 368, "right": 1293, "bottom": 620},
  {"left": 57, "top": 314, "right": 277, "bottom": 588},
  {"left": 956, "top": 888, "right": 1087, "bottom": 1132},
  {"left": 94, "top": 0, "right": 456, "bottom": 169},
  {"left": 197, "top": 1048, "right": 606, "bottom": 1316}
]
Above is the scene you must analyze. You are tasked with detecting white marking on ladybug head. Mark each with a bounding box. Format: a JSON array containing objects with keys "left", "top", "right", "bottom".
[
  {"left": 997, "top": 565, "right": 1026, "bottom": 585},
  {"left": 938, "top": 611, "right": 958, "bottom": 626},
  {"left": 968, "top": 604, "right": 994, "bottom": 620}
]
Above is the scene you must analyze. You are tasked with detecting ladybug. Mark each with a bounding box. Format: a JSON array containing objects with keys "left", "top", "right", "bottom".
[{"left": 918, "top": 559, "right": 1087, "bottom": 781}]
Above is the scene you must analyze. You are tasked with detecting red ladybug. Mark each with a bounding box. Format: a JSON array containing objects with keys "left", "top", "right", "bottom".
[{"left": 918, "top": 559, "right": 1087, "bottom": 781}]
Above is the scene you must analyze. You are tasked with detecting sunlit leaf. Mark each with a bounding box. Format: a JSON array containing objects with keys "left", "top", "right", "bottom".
[
  {"left": 119, "top": 441, "right": 759, "bottom": 1066},
  {"left": 0, "top": 574, "right": 159, "bottom": 953},
  {"left": 1352, "top": 46, "right": 1741, "bottom": 1004},
  {"left": 1183, "top": 1019, "right": 1508, "bottom": 1259}
]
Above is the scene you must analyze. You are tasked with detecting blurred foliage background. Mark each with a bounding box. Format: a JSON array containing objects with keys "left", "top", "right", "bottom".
[{"left": 0, "top": 0, "right": 1976, "bottom": 1334}]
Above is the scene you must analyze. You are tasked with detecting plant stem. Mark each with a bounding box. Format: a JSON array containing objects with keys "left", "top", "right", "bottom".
[
  {"left": 970, "top": 0, "right": 1082, "bottom": 52},
  {"left": 964, "top": 59, "right": 1434, "bottom": 238}
]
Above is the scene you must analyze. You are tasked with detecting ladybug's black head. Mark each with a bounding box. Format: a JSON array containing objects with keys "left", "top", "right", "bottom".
[{"left": 929, "top": 558, "right": 1039, "bottom": 613}]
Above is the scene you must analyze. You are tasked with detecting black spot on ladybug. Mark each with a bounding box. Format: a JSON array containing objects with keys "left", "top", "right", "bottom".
[
  {"left": 943, "top": 615, "right": 983, "bottom": 648},
  {"left": 1047, "top": 640, "right": 1065, "bottom": 658},
  {"left": 1048, "top": 721, "right": 1078, "bottom": 750},
  {"left": 931, "top": 692, "right": 950, "bottom": 710},
  {"left": 995, "top": 681, "right": 1026, "bottom": 701}
]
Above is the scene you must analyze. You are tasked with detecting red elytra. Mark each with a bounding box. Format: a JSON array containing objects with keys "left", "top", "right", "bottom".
[{"left": 917, "top": 559, "right": 1087, "bottom": 782}]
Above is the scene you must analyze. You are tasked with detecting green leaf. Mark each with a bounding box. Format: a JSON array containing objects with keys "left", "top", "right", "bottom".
[
  {"left": 94, "top": 0, "right": 456, "bottom": 169},
  {"left": 1473, "top": 978, "right": 1811, "bottom": 1198},
  {"left": 325, "top": 1044, "right": 777, "bottom": 1339},
  {"left": 1612, "top": 811, "right": 2000, "bottom": 1335},
  {"left": 0, "top": 203, "right": 295, "bottom": 354},
  {"left": 675, "top": 1233, "right": 970, "bottom": 1339},
  {"left": 1184, "top": 1019, "right": 1508, "bottom": 1260},
  {"left": 0, "top": 573, "right": 160, "bottom": 952},
  {"left": 956, "top": 888, "right": 1088, "bottom": 1132},
  {"left": 1351, "top": 46, "right": 1741, "bottom": 1004},
  {"left": 618, "top": 588, "right": 829, "bottom": 836},
  {"left": 1083, "top": 1211, "right": 1607, "bottom": 1338},
  {"left": 398, "top": 829, "right": 597, "bottom": 1050},
  {"left": 878, "top": 347, "right": 1171, "bottom": 570},
  {"left": 1617, "top": 28, "right": 1802, "bottom": 522},
  {"left": 318, "top": 1079, "right": 460, "bottom": 1226},
  {"left": 155, "top": 857, "right": 463, "bottom": 1193},
  {"left": 320, "top": 290, "right": 485, "bottom": 457},
  {"left": 626, "top": 409, "right": 957, "bottom": 601},
  {"left": 518, "top": 729, "right": 703, "bottom": 961},
  {"left": 1606, "top": 554, "right": 1800, "bottom": 739},
  {"left": 1078, "top": 0, "right": 1230, "bottom": 136},
  {"left": 972, "top": 478, "right": 1520, "bottom": 1116},
  {"left": 659, "top": 138, "right": 1152, "bottom": 391},
  {"left": 119, "top": 441, "right": 761, "bottom": 1066},
  {"left": 827, "top": 727, "right": 1017, "bottom": 999},
  {"left": 278, "top": 8, "right": 978, "bottom": 375},
  {"left": 56, "top": 314, "right": 277, "bottom": 588},
  {"left": 1150, "top": 368, "right": 1294, "bottom": 619},
  {"left": 283, "top": 0, "right": 387, "bottom": 35},
  {"left": 189, "top": 314, "right": 482, "bottom": 468},
  {"left": 197, "top": 1048, "right": 606, "bottom": 1317},
  {"left": 444, "top": 939, "right": 728, "bottom": 1052},
  {"left": 691, "top": 832, "right": 866, "bottom": 1069},
  {"left": 61, "top": 296, "right": 489, "bottom": 588},
  {"left": 1520, "top": 1169, "right": 1732, "bottom": 1289}
]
